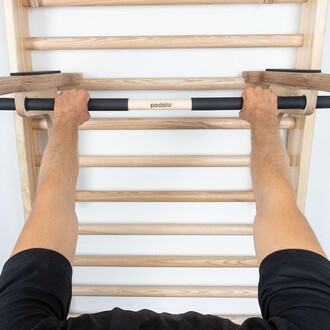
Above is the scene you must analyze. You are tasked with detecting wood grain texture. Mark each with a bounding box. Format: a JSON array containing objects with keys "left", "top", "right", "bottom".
[
  {"left": 287, "top": 0, "right": 328, "bottom": 212},
  {"left": 73, "top": 255, "right": 258, "bottom": 267},
  {"left": 29, "top": 0, "right": 39, "bottom": 7},
  {"left": 60, "top": 77, "right": 262, "bottom": 91},
  {"left": 25, "top": 35, "right": 304, "bottom": 50},
  {"left": 0, "top": 73, "right": 82, "bottom": 96},
  {"left": 3, "top": 0, "right": 38, "bottom": 219},
  {"left": 243, "top": 71, "right": 330, "bottom": 92},
  {"left": 35, "top": 155, "right": 251, "bottom": 167},
  {"left": 72, "top": 285, "right": 258, "bottom": 297},
  {"left": 75, "top": 191, "right": 255, "bottom": 202},
  {"left": 22, "top": 0, "right": 307, "bottom": 6},
  {"left": 78, "top": 223, "right": 254, "bottom": 235},
  {"left": 32, "top": 117, "right": 296, "bottom": 130}
]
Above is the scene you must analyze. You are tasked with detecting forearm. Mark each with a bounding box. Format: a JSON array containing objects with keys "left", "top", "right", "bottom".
[
  {"left": 251, "top": 122, "right": 326, "bottom": 261},
  {"left": 11, "top": 89, "right": 90, "bottom": 263},
  {"left": 36, "top": 119, "right": 79, "bottom": 210},
  {"left": 250, "top": 121, "right": 296, "bottom": 212},
  {"left": 240, "top": 87, "right": 326, "bottom": 262},
  {"left": 11, "top": 119, "right": 81, "bottom": 263}
]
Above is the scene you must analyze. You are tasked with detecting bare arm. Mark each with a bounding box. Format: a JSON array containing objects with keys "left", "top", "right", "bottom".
[
  {"left": 240, "top": 87, "right": 326, "bottom": 263},
  {"left": 11, "top": 89, "right": 90, "bottom": 264}
]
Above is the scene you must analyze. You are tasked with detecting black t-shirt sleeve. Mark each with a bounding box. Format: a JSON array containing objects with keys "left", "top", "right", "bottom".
[
  {"left": 0, "top": 248, "right": 72, "bottom": 330},
  {"left": 256, "top": 249, "right": 330, "bottom": 330},
  {"left": 1, "top": 248, "right": 330, "bottom": 330}
]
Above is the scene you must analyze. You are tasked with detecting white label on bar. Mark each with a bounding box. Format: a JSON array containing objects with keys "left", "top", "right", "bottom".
[{"left": 128, "top": 99, "right": 192, "bottom": 110}]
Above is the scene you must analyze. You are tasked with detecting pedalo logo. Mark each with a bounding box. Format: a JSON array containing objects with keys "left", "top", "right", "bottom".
[{"left": 149, "top": 102, "right": 172, "bottom": 109}]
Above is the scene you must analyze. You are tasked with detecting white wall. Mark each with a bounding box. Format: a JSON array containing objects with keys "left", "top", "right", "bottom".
[{"left": 0, "top": 1, "right": 329, "bottom": 317}]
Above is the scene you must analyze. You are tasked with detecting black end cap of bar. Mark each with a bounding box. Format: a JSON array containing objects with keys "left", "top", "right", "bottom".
[{"left": 10, "top": 71, "right": 61, "bottom": 76}]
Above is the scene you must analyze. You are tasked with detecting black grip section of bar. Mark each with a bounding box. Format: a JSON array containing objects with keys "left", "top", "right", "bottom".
[
  {"left": 316, "top": 96, "right": 330, "bottom": 108},
  {"left": 87, "top": 98, "right": 128, "bottom": 111},
  {"left": 23, "top": 98, "right": 129, "bottom": 111},
  {"left": 278, "top": 96, "right": 306, "bottom": 109},
  {"left": 26, "top": 98, "right": 55, "bottom": 110},
  {"left": 192, "top": 96, "right": 308, "bottom": 110},
  {"left": 192, "top": 97, "right": 243, "bottom": 110},
  {"left": 0, "top": 98, "right": 16, "bottom": 110}
]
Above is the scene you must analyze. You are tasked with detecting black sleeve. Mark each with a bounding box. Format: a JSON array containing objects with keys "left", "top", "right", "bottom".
[
  {"left": 256, "top": 249, "right": 330, "bottom": 330},
  {"left": 0, "top": 248, "right": 72, "bottom": 330},
  {"left": 1, "top": 248, "right": 330, "bottom": 330}
]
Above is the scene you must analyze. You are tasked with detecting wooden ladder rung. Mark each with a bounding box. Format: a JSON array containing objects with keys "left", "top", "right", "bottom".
[
  {"left": 73, "top": 255, "right": 258, "bottom": 267},
  {"left": 224, "top": 315, "right": 260, "bottom": 324},
  {"left": 22, "top": 0, "right": 307, "bottom": 7},
  {"left": 67, "top": 313, "right": 260, "bottom": 324},
  {"left": 75, "top": 191, "right": 255, "bottom": 202},
  {"left": 32, "top": 117, "right": 296, "bottom": 130},
  {"left": 25, "top": 34, "right": 304, "bottom": 50},
  {"left": 60, "top": 77, "right": 259, "bottom": 91},
  {"left": 78, "top": 224, "right": 254, "bottom": 235},
  {"left": 72, "top": 285, "right": 258, "bottom": 297},
  {"left": 36, "top": 155, "right": 251, "bottom": 167}
]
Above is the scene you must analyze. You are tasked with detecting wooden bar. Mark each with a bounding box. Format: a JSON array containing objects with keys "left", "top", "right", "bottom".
[
  {"left": 3, "top": 0, "right": 40, "bottom": 219},
  {"left": 35, "top": 155, "right": 251, "bottom": 167},
  {"left": 73, "top": 255, "right": 258, "bottom": 267},
  {"left": 60, "top": 77, "right": 260, "bottom": 91},
  {"left": 25, "top": 35, "right": 304, "bottom": 50},
  {"left": 0, "top": 73, "right": 82, "bottom": 96},
  {"left": 32, "top": 117, "right": 296, "bottom": 130},
  {"left": 225, "top": 315, "right": 260, "bottom": 324},
  {"left": 78, "top": 223, "right": 254, "bottom": 235},
  {"left": 287, "top": 0, "right": 328, "bottom": 212},
  {"left": 67, "top": 314, "right": 260, "bottom": 324},
  {"left": 76, "top": 191, "right": 255, "bottom": 202},
  {"left": 72, "top": 285, "right": 258, "bottom": 297},
  {"left": 243, "top": 71, "right": 330, "bottom": 92},
  {"left": 22, "top": 0, "right": 307, "bottom": 6}
]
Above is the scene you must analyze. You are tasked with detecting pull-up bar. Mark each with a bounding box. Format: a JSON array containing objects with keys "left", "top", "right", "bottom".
[{"left": 1, "top": 96, "right": 330, "bottom": 111}]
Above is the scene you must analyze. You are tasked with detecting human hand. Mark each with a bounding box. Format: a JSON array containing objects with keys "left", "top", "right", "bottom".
[
  {"left": 54, "top": 89, "right": 90, "bottom": 127},
  {"left": 239, "top": 87, "right": 278, "bottom": 127}
]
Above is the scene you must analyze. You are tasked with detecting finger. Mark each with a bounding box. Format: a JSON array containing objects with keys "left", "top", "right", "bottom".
[
  {"left": 79, "top": 89, "right": 90, "bottom": 101},
  {"left": 242, "top": 87, "right": 252, "bottom": 97},
  {"left": 239, "top": 110, "right": 246, "bottom": 120}
]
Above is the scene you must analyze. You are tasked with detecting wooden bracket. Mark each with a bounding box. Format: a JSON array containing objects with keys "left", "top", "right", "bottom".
[
  {"left": 0, "top": 72, "right": 83, "bottom": 96},
  {"left": 3, "top": 71, "right": 83, "bottom": 134},
  {"left": 243, "top": 70, "right": 329, "bottom": 91},
  {"left": 14, "top": 92, "right": 30, "bottom": 118},
  {"left": 242, "top": 70, "right": 329, "bottom": 116},
  {"left": 270, "top": 86, "right": 318, "bottom": 116},
  {"left": 14, "top": 90, "right": 55, "bottom": 136}
]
